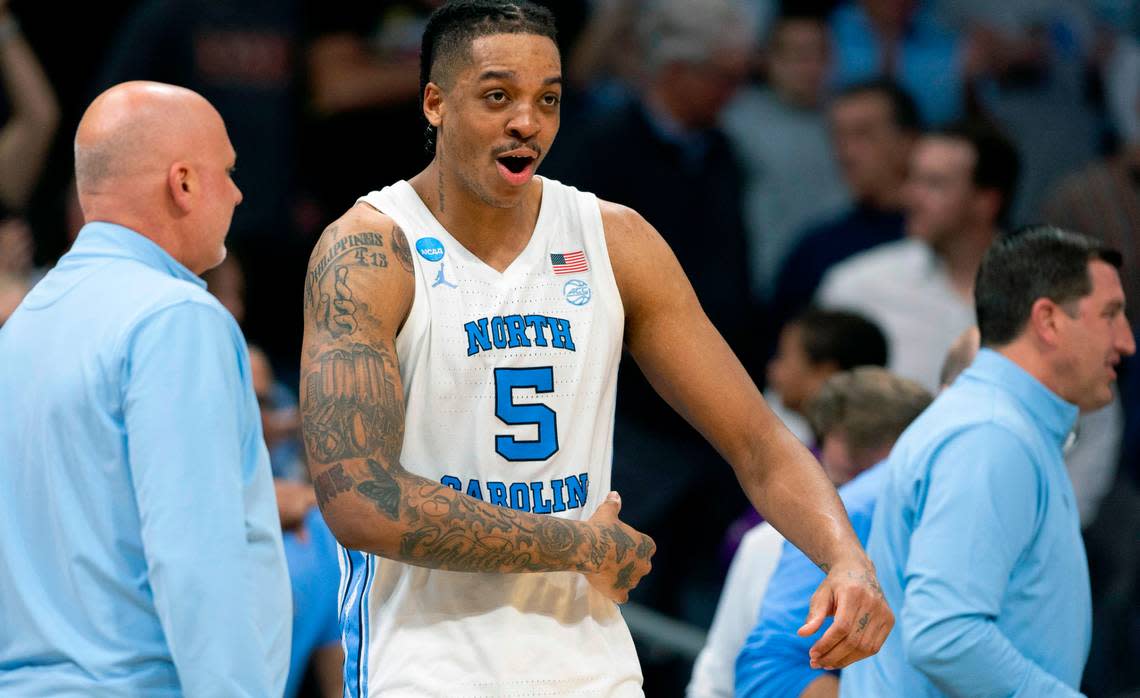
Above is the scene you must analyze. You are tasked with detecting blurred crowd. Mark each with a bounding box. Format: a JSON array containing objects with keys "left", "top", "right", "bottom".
[{"left": 2, "top": 0, "right": 1139, "bottom": 695}]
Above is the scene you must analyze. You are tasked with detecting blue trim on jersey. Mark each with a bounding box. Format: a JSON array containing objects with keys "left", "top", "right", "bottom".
[
  {"left": 340, "top": 548, "right": 368, "bottom": 698},
  {"left": 360, "top": 554, "right": 373, "bottom": 697}
]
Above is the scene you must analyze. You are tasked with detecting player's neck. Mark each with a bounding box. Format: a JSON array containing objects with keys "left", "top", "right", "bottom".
[{"left": 410, "top": 161, "right": 542, "bottom": 272}]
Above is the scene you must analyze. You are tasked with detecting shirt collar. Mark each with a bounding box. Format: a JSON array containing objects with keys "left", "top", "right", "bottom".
[
  {"left": 68, "top": 221, "right": 207, "bottom": 290},
  {"left": 964, "top": 348, "right": 1079, "bottom": 446}
]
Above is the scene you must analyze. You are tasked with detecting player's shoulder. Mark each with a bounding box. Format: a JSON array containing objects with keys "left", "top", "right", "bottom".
[
  {"left": 597, "top": 199, "right": 656, "bottom": 249},
  {"left": 309, "top": 202, "right": 414, "bottom": 276},
  {"left": 320, "top": 201, "right": 399, "bottom": 242}
]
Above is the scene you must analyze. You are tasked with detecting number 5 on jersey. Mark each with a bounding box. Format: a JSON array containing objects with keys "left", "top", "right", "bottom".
[{"left": 494, "top": 367, "right": 559, "bottom": 461}]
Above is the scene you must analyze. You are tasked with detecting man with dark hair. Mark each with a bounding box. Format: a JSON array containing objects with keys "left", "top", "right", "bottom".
[
  {"left": 842, "top": 225, "right": 1135, "bottom": 696},
  {"left": 769, "top": 79, "right": 920, "bottom": 331},
  {"left": 299, "top": 1, "right": 891, "bottom": 694},
  {"left": 768, "top": 308, "right": 889, "bottom": 418},
  {"left": 818, "top": 119, "right": 1020, "bottom": 391}
]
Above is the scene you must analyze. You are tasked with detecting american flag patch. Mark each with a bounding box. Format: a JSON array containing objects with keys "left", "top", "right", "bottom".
[{"left": 550, "top": 250, "right": 589, "bottom": 275}]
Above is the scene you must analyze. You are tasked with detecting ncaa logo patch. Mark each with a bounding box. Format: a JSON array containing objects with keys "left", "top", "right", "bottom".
[
  {"left": 416, "top": 237, "right": 445, "bottom": 262},
  {"left": 563, "top": 279, "right": 591, "bottom": 306}
]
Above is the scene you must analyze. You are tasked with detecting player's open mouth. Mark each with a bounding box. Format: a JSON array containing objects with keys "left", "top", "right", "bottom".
[{"left": 496, "top": 155, "right": 536, "bottom": 186}]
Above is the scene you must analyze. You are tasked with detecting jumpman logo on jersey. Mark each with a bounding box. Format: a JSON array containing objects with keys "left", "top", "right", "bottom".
[{"left": 432, "top": 262, "right": 458, "bottom": 289}]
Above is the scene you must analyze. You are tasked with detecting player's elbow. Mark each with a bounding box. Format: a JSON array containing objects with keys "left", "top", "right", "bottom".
[{"left": 320, "top": 502, "right": 403, "bottom": 557}]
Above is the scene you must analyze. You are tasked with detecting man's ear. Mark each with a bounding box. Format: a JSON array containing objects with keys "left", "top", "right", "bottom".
[
  {"left": 168, "top": 162, "right": 193, "bottom": 214},
  {"left": 1028, "top": 297, "right": 1065, "bottom": 348},
  {"left": 423, "top": 81, "right": 445, "bottom": 128}
]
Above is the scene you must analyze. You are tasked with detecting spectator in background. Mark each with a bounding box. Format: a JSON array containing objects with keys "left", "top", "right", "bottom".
[
  {"left": 250, "top": 345, "right": 343, "bottom": 698},
  {"left": 715, "top": 307, "right": 884, "bottom": 620},
  {"left": 0, "top": 82, "right": 289, "bottom": 696},
  {"left": 817, "top": 119, "right": 1019, "bottom": 390},
  {"left": 938, "top": 324, "right": 980, "bottom": 389},
  {"left": 0, "top": 0, "right": 58, "bottom": 213},
  {"left": 730, "top": 368, "right": 932, "bottom": 698},
  {"left": 564, "top": 0, "right": 644, "bottom": 106},
  {"left": 307, "top": 0, "right": 588, "bottom": 215},
  {"left": 722, "top": 10, "right": 849, "bottom": 301},
  {"left": 1041, "top": 69, "right": 1140, "bottom": 327},
  {"left": 0, "top": 0, "right": 59, "bottom": 301},
  {"left": 766, "top": 308, "right": 889, "bottom": 442},
  {"left": 305, "top": 0, "right": 439, "bottom": 215},
  {"left": 822, "top": 120, "right": 1125, "bottom": 528},
  {"left": 95, "top": 0, "right": 310, "bottom": 371},
  {"left": 541, "top": 0, "right": 760, "bottom": 623},
  {"left": 202, "top": 253, "right": 246, "bottom": 327},
  {"left": 938, "top": 0, "right": 1103, "bottom": 222},
  {"left": 842, "top": 226, "right": 1134, "bottom": 697},
  {"left": 830, "top": 0, "right": 966, "bottom": 125},
  {"left": 768, "top": 79, "right": 918, "bottom": 334}
]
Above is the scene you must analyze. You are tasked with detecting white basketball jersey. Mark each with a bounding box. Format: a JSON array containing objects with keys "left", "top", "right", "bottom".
[{"left": 341, "top": 177, "right": 642, "bottom": 696}]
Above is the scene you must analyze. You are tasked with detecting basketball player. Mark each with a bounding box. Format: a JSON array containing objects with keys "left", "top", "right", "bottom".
[{"left": 299, "top": 2, "right": 891, "bottom": 695}]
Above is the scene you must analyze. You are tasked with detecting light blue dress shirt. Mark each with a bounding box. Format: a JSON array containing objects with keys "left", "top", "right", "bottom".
[
  {"left": 0, "top": 223, "right": 291, "bottom": 697},
  {"left": 841, "top": 349, "right": 1090, "bottom": 697},
  {"left": 735, "top": 462, "right": 885, "bottom": 698}
]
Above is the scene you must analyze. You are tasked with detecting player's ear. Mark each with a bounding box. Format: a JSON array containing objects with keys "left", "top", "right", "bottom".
[{"left": 423, "top": 82, "right": 444, "bottom": 128}]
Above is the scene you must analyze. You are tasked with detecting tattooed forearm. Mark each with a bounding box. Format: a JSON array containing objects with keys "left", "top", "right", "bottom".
[
  {"left": 385, "top": 480, "right": 609, "bottom": 574},
  {"left": 313, "top": 463, "right": 355, "bottom": 509},
  {"left": 357, "top": 458, "right": 401, "bottom": 519}
]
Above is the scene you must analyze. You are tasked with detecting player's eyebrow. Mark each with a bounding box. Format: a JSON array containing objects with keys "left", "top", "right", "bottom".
[
  {"left": 476, "top": 71, "right": 563, "bottom": 86},
  {"left": 478, "top": 69, "right": 515, "bottom": 82}
]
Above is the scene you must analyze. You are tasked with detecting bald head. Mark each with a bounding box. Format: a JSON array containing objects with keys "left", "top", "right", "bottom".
[
  {"left": 73, "top": 82, "right": 242, "bottom": 275},
  {"left": 74, "top": 81, "right": 221, "bottom": 193}
]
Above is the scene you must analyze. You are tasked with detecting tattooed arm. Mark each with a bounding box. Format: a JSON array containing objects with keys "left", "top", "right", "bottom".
[
  {"left": 300, "top": 205, "right": 653, "bottom": 601},
  {"left": 601, "top": 201, "right": 892, "bottom": 665}
]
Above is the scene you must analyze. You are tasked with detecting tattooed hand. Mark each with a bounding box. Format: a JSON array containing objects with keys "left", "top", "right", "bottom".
[
  {"left": 583, "top": 491, "right": 655, "bottom": 604},
  {"left": 800, "top": 557, "right": 893, "bottom": 671}
]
